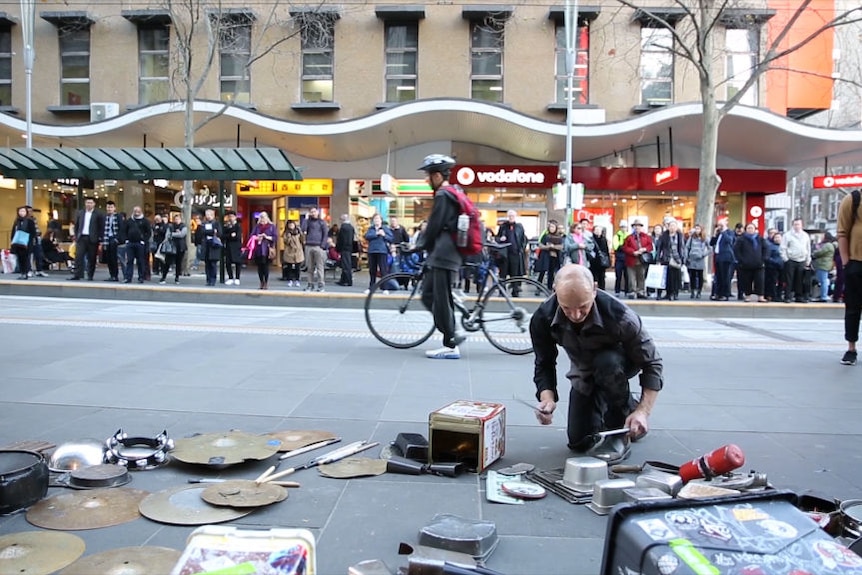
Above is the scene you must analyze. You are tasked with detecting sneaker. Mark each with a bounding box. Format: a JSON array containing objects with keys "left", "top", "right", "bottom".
[
  {"left": 174, "top": 279, "right": 180, "bottom": 284},
  {"left": 159, "top": 279, "right": 166, "bottom": 285},
  {"left": 234, "top": 279, "right": 240, "bottom": 286},
  {"left": 316, "top": 286, "right": 325, "bottom": 293},
  {"left": 841, "top": 350, "right": 857, "bottom": 366},
  {"left": 425, "top": 345, "right": 461, "bottom": 359},
  {"left": 363, "top": 289, "right": 371, "bottom": 295},
  {"left": 36, "top": 271, "right": 48, "bottom": 277},
  {"left": 303, "top": 284, "right": 313, "bottom": 292},
  {"left": 225, "top": 279, "right": 233, "bottom": 285}
]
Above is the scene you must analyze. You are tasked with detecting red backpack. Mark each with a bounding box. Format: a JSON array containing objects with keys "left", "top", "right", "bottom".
[{"left": 443, "top": 185, "right": 484, "bottom": 256}]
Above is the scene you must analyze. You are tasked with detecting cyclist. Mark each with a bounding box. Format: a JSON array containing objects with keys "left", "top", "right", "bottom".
[{"left": 416, "top": 154, "right": 466, "bottom": 359}]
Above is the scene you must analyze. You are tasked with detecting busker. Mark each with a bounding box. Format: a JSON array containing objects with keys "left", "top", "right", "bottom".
[{"left": 529, "top": 263, "right": 663, "bottom": 463}]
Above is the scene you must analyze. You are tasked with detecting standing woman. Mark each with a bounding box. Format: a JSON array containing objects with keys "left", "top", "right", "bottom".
[
  {"left": 160, "top": 214, "right": 188, "bottom": 284},
  {"left": 684, "top": 225, "right": 709, "bottom": 299},
  {"left": 10, "top": 206, "right": 36, "bottom": 280},
  {"left": 194, "top": 208, "right": 222, "bottom": 287},
  {"left": 250, "top": 212, "right": 276, "bottom": 290},
  {"left": 733, "top": 222, "right": 769, "bottom": 302},
  {"left": 563, "top": 221, "right": 589, "bottom": 267},
  {"left": 280, "top": 220, "right": 305, "bottom": 286},
  {"left": 656, "top": 220, "right": 685, "bottom": 300},
  {"left": 364, "top": 213, "right": 393, "bottom": 293},
  {"left": 222, "top": 211, "right": 244, "bottom": 285},
  {"left": 590, "top": 225, "right": 611, "bottom": 290},
  {"left": 536, "top": 220, "right": 564, "bottom": 289}
]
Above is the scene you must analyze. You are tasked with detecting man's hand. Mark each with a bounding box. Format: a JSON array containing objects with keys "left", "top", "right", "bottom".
[
  {"left": 625, "top": 410, "right": 649, "bottom": 440},
  {"left": 536, "top": 390, "right": 556, "bottom": 425}
]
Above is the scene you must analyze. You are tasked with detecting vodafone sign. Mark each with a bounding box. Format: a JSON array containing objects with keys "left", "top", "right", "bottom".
[
  {"left": 812, "top": 173, "right": 862, "bottom": 189},
  {"left": 454, "top": 165, "right": 559, "bottom": 188}
]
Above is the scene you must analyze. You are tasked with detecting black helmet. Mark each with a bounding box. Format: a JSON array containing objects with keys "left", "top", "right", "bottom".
[{"left": 417, "top": 154, "right": 456, "bottom": 174}]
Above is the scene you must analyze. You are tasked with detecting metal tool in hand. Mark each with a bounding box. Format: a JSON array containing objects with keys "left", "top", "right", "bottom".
[
  {"left": 588, "top": 427, "right": 630, "bottom": 450},
  {"left": 257, "top": 440, "right": 380, "bottom": 484},
  {"left": 512, "top": 396, "right": 551, "bottom": 415}
]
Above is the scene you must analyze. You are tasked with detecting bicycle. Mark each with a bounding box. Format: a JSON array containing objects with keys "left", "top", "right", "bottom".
[{"left": 364, "top": 242, "right": 552, "bottom": 355}]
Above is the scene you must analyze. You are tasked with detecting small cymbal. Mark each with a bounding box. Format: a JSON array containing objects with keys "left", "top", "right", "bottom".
[
  {"left": 0, "top": 531, "right": 85, "bottom": 575},
  {"left": 172, "top": 431, "right": 282, "bottom": 467},
  {"left": 139, "top": 485, "right": 251, "bottom": 525},
  {"left": 26, "top": 488, "right": 149, "bottom": 530},
  {"left": 266, "top": 430, "right": 337, "bottom": 452},
  {"left": 201, "top": 480, "right": 288, "bottom": 508},
  {"left": 58, "top": 546, "right": 182, "bottom": 575},
  {"left": 318, "top": 458, "right": 388, "bottom": 479}
]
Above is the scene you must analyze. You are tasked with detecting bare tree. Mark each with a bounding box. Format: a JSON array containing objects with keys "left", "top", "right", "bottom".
[{"left": 610, "top": 0, "right": 862, "bottom": 230}]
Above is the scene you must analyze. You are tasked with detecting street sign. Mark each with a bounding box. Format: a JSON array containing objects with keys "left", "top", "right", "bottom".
[
  {"left": 812, "top": 173, "right": 862, "bottom": 188},
  {"left": 654, "top": 166, "right": 679, "bottom": 186}
]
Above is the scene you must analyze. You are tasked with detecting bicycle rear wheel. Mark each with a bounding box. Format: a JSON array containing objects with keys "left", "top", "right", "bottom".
[
  {"left": 480, "top": 277, "right": 551, "bottom": 355},
  {"left": 364, "top": 272, "right": 435, "bottom": 349}
]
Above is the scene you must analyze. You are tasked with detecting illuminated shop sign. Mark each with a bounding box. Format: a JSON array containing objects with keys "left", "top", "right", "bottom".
[
  {"left": 454, "top": 165, "right": 558, "bottom": 188},
  {"left": 812, "top": 174, "right": 862, "bottom": 189}
]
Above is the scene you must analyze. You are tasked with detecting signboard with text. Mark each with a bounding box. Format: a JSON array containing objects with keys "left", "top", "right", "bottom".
[
  {"left": 454, "top": 165, "right": 559, "bottom": 188},
  {"left": 812, "top": 174, "right": 862, "bottom": 189},
  {"left": 654, "top": 166, "right": 679, "bottom": 186},
  {"left": 237, "top": 179, "right": 333, "bottom": 196}
]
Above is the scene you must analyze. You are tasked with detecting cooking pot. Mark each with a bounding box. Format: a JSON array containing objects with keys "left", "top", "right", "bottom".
[
  {"left": 840, "top": 499, "right": 862, "bottom": 539},
  {"left": 0, "top": 450, "right": 49, "bottom": 515}
]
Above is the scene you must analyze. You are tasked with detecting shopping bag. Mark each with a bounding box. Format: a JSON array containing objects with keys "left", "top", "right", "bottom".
[
  {"left": 1, "top": 250, "right": 16, "bottom": 274},
  {"left": 11, "top": 230, "right": 30, "bottom": 246},
  {"left": 645, "top": 264, "right": 667, "bottom": 290},
  {"left": 681, "top": 265, "right": 690, "bottom": 285},
  {"left": 154, "top": 243, "right": 166, "bottom": 261}
]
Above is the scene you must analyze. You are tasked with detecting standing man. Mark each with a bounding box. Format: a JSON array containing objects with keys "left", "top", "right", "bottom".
[
  {"left": 710, "top": 221, "right": 736, "bottom": 301},
  {"left": 496, "top": 210, "right": 528, "bottom": 294},
  {"left": 194, "top": 208, "right": 222, "bottom": 286},
  {"left": 780, "top": 218, "right": 811, "bottom": 303},
  {"left": 69, "top": 197, "right": 104, "bottom": 281},
  {"left": 121, "top": 205, "right": 152, "bottom": 283},
  {"left": 837, "top": 191, "right": 862, "bottom": 365},
  {"left": 612, "top": 220, "right": 630, "bottom": 297},
  {"left": 530, "top": 264, "right": 663, "bottom": 463},
  {"left": 335, "top": 214, "right": 355, "bottom": 287},
  {"left": 416, "top": 154, "right": 465, "bottom": 359},
  {"left": 301, "top": 206, "right": 329, "bottom": 292},
  {"left": 102, "top": 201, "right": 123, "bottom": 282},
  {"left": 622, "top": 220, "right": 653, "bottom": 299}
]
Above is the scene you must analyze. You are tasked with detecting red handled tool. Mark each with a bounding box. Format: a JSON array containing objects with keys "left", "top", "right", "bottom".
[{"left": 678, "top": 444, "right": 745, "bottom": 483}]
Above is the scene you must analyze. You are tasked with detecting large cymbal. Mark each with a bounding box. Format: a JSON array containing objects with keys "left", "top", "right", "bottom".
[
  {"left": 171, "top": 431, "right": 282, "bottom": 466},
  {"left": 201, "top": 480, "right": 288, "bottom": 508},
  {"left": 0, "top": 531, "right": 85, "bottom": 575},
  {"left": 139, "top": 485, "right": 251, "bottom": 525},
  {"left": 26, "top": 488, "right": 149, "bottom": 530},
  {"left": 58, "top": 546, "right": 181, "bottom": 575},
  {"left": 266, "top": 430, "right": 337, "bottom": 452}
]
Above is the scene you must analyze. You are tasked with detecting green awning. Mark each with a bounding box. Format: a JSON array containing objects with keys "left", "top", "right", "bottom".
[{"left": 0, "top": 147, "right": 303, "bottom": 181}]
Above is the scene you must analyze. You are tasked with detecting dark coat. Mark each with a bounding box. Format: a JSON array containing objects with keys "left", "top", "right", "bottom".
[
  {"left": 222, "top": 221, "right": 244, "bottom": 262},
  {"left": 710, "top": 230, "right": 736, "bottom": 263},
  {"left": 120, "top": 216, "right": 152, "bottom": 245},
  {"left": 765, "top": 240, "right": 783, "bottom": 270},
  {"left": 74, "top": 209, "right": 105, "bottom": 244},
  {"left": 421, "top": 186, "right": 464, "bottom": 272},
  {"left": 656, "top": 230, "right": 685, "bottom": 266},
  {"left": 167, "top": 223, "right": 188, "bottom": 254},
  {"left": 336, "top": 223, "right": 355, "bottom": 252},
  {"left": 194, "top": 219, "right": 223, "bottom": 262},
  {"left": 592, "top": 233, "right": 611, "bottom": 269},
  {"left": 733, "top": 233, "right": 769, "bottom": 270},
  {"left": 11, "top": 216, "right": 36, "bottom": 247}
]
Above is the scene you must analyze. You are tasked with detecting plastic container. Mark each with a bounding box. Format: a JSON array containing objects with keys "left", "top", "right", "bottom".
[
  {"left": 171, "top": 525, "right": 317, "bottom": 575},
  {"left": 600, "top": 490, "right": 862, "bottom": 575}
]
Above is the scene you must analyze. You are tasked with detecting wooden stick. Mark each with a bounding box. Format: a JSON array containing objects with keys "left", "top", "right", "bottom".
[
  {"left": 254, "top": 465, "right": 276, "bottom": 483},
  {"left": 258, "top": 467, "right": 297, "bottom": 484},
  {"left": 268, "top": 481, "right": 301, "bottom": 488}
]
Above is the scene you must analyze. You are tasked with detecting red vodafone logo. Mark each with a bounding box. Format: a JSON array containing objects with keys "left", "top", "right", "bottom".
[
  {"left": 454, "top": 165, "right": 557, "bottom": 188},
  {"left": 812, "top": 174, "right": 862, "bottom": 188}
]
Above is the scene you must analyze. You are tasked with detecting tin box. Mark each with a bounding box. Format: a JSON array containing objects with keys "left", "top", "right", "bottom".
[{"left": 429, "top": 401, "right": 505, "bottom": 473}]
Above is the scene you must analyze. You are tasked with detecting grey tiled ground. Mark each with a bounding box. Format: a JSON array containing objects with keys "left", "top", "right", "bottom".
[{"left": 0, "top": 296, "right": 859, "bottom": 575}]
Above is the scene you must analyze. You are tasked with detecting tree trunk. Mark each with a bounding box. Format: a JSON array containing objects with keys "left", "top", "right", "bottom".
[
  {"left": 183, "top": 98, "right": 195, "bottom": 270},
  {"left": 696, "top": 95, "right": 722, "bottom": 230}
]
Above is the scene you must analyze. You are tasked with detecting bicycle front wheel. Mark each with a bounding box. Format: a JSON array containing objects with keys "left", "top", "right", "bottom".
[
  {"left": 480, "top": 277, "right": 551, "bottom": 355},
  {"left": 364, "top": 272, "right": 435, "bottom": 349}
]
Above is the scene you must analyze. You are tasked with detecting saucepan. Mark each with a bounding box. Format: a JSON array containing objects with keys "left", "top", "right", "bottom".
[{"left": 0, "top": 450, "right": 49, "bottom": 515}]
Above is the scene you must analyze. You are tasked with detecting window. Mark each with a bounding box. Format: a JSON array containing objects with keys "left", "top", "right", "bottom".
[
  {"left": 0, "top": 27, "right": 10, "bottom": 106},
  {"left": 810, "top": 195, "right": 822, "bottom": 222},
  {"left": 300, "top": 15, "right": 335, "bottom": 103},
  {"left": 828, "top": 192, "right": 840, "bottom": 221},
  {"left": 470, "top": 19, "right": 504, "bottom": 103},
  {"left": 138, "top": 26, "right": 170, "bottom": 104},
  {"left": 59, "top": 26, "right": 90, "bottom": 106},
  {"left": 725, "top": 27, "right": 759, "bottom": 106},
  {"left": 640, "top": 27, "right": 673, "bottom": 105},
  {"left": 218, "top": 16, "right": 252, "bottom": 104},
  {"left": 554, "top": 23, "right": 589, "bottom": 105},
  {"left": 384, "top": 22, "right": 418, "bottom": 103}
]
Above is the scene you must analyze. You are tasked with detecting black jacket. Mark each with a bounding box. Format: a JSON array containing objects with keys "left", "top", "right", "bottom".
[
  {"left": 121, "top": 216, "right": 152, "bottom": 244},
  {"left": 336, "top": 223, "right": 355, "bottom": 252},
  {"left": 74, "top": 209, "right": 105, "bottom": 244},
  {"left": 194, "top": 219, "right": 223, "bottom": 261},
  {"left": 420, "top": 186, "right": 463, "bottom": 272},
  {"left": 656, "top": 230, "right": 685, "bottom": 266},
  {"left": 733, "top": 234, "right": 770, "bottom": 269},
  {"left": 222, "top": 221, "right": 243, "bottom": 262},
  {"left": 11, "top": 217, "right": 36, "bottom": 247}
]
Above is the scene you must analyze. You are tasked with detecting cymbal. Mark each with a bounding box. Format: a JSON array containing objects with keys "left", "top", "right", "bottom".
[
  {"left": 139, "top": 485, "right": 251, "bottom": 525},
  {"left": 318, "top": 458, "right": 387, "bottom": 479},
  {"left": 201, "top": 480, "right": 288, "bottom": 508},
  {"left": 0, "top": 531, "right": 85, "bottom": 575},
  {"left": 26, "top": 488, "right": 149, "bottom": 530},
  {"left": 266, "top": 430, "right": 337, "bottom": 452},
  {"left": 172, "top": 431, "right": 282, "bottom": 467},
  {"left": 58, "top": 546, "right": 182, "bottom": 575}
]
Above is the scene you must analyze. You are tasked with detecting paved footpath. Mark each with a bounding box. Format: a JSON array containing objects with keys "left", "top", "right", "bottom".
[{"left": 0, "top": 296, "right": 859, "bottom": 574}]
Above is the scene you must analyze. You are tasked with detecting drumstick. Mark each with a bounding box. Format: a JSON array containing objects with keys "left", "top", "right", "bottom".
[
  {"left": 254, "top": 465, "right": 276, "bottom": 483},
  {"left": 258, "top": 466, "right": 298, "bottom": 484},
  {"left": 268, "top": 481, "right": 301, "bottom": 488}
]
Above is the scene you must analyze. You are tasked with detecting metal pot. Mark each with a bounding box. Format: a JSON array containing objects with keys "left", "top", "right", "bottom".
[
  {"left": 840, "top": 499, "right": 862, "bottom": 539},
  {"left": 0, "top": 450, "right": 49, "bottom": 515}
]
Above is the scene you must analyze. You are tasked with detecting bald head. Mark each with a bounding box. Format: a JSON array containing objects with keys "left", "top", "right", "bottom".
[{"left": 554, "top": 264, "right": 597, "bottom": 324}]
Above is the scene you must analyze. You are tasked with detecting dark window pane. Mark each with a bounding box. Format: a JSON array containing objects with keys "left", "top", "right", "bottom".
[
  {"left": 471, "top": 24, "right": 502, "bottom": 48},
  {"left": 0, "top": 84, "right": 10, "bottom": 106},
  {"left": 139, "top": 79, "right": 170, "bottom": 104},
  {"left": 385, "top": 51, "right": 416, "bottom": 75},
  {"left": 472, "top": 79, "right": 502, "bottom": 102},
  {"left": 61, "top": 82, "right": 90, "bottom": 105},
  {"left": 385, "top": 23, "right": 417, "bottom": 48},
  {"left": 0, "top": 30, "right": 11, "bottom": 53},
  {"left": 59, "top": 29, "right": 90, "bottom": 52},
  {"left": 386, "top": 79, "right": 416, "bottom": 102},
  {"left": 303, "top": 52, "right": 332, "bottom": 76},
  {"left": 62, "top": 55, "right": 90, "bottom": 79},
  {"left": 0, "top": 57, "right": 10, "bottom": 79},
  {"left": 220, "top": 80, "right": 250, "bottom": 103},
  {"left": 140, "top": 53, "right": 169, "bottom": 77},
  {"left": 139, "top": 27, "right": 169, "bottom": 51},
  {"left": 220, "top": 55, "right": 247, "bottom": 78},
  {"left": 471, "top": 52, "right": 501, "bottom": 76}
]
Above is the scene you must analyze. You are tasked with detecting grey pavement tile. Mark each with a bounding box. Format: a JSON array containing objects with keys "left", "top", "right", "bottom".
[
  {"left": 489, "top": 536, "right": 605, "bottom": 575},
  {"left": 391, "top": 375, "right": 474, "bottom": 400},
  {"left": 290, "top": 393, "right": 386, "bottom": 421},
  {"left": 722, "top": 406, "right": 846, "bottom": 434},
  {"left": 379, "top": 395, "right": 450, "bottom": 424},
  {"left": 649, "top": 403, "right": 746, "bottom": 432},
  {"left": 0, "top": 403, "right": 102, "bottom": 443},
  {"left": 694, "top": 388, "right": 786, "bottom": 407},
  {"left": 316, "top": 480, "right": 479, "bottom": 575},
  {"left": 482, "top": 495, "right": 607, "bottom": 538}
]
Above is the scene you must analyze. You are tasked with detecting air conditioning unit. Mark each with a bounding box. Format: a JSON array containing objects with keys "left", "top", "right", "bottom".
[{"left": 90, "top": 102, "right": 120, "bottom": 122}]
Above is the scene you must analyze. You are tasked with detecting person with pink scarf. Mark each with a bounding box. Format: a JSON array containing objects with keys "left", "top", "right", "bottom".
[{"left": 564, "top": 222, "right": 591, "bottom": 266}]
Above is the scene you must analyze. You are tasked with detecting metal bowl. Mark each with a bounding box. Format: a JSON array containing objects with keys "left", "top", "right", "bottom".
[
  {"left": 48, "top": 439, "right": 107, "bottom": 472},
  {"left": 561, "top": 457, "right": 608, "bottom": 492},
  {"left": 587, "top": 478, "right": 636, "bottom": 515}
]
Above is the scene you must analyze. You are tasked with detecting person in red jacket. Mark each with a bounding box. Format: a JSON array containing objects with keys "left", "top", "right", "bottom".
[{"left": 622, "top": 220, "right": 654, "bottom": 299}]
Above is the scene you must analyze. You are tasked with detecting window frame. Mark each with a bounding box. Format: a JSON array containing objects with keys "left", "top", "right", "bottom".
[
  {"left": 470, "top": 18, "right": 504, "bottom": 103},
  {"left": 723, "top": 26, "right": 759, "bottom": 106},
  {"left": 299, "top": 14, "right": 336, "bottom": 104},
  {"left": 217, "top": 15, "right": 252, "bottom": 104},
  {"left": 554, "top": 21, "right": 590, "bottom": 105},
  {"left": 383, "top": 21, "right": 418, "bottom": 103},
  {"left": 0, "top": 26, "right": 11, "bottom": 106},
  {"left": 58, "top": 24, "right": 91, "bottom": 106},
  {"left": 137, "top": 24, "right": 171, "bottom": 105},
  {"left": 639, "top": 26, "right": 674, "bottom": 106}
]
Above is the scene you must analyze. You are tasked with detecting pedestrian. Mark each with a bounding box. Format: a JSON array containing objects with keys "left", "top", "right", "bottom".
[
  {"left": 656, "top": 219, "right": 685, "bottom": 300},
  {"left": 280, "top": 220, "right": 305, "bottom": 286},
  {"left": 194, "top": 208, "right": 222, "bottom": 287},
  {"left": 622, "top": 220, "right": 653, "bottom": 299},
  {"left": 733, "top": 223, "right": 769, "bottom": 302},
  {"left": 837, "top": 190, "right": 862, "bottom": 365},
  {"left": 190, "top": 212, "right": 203, "bottom": 272},
  {"left": 589, "top": 225, "right": 610, "bottom": 291},
  {"left": 159, "top": 214, "right": 188, "bottom": 284},
  {"left": 27, "top": 207, "right": 47, "bottom": 277},
  {"left": 101, "top": 201, "right": 124, "bottom": 282},
  {"left": 248, "top": 212, "right": 276, "bottom": 290},
  {"left": 364, "top": 213, "right": 393, "bottom": 293},
  {"left": 710, "top": 221, "right": 736, "bottom": 301},
  {"left": 612, "top": 220, "right": 630, "bottom": 297},
  {"left": 223, "top": 211, "right": 243, "bottom": 285},
  {"left": 764, "top": 232, "right": 785, "bottom": 302},
  {"left": 41, "top": 229, "right": 73, "bottom": 271},
  {"left": 416, "top": 154, "right": 466, "bottom": 359},
  {"left": 812, "top": 232, "right": 836, "bottom": 303},
  {"left": 335, "top": 214, "right": 355, "bottom": 286},
  {"left": 10, "top": 206, "right": 36, "bottom": 280},
  {"left": 780, "top": 218, "right": 811, "bottom": 303},
  {"left": 69, "top": 197, "right": 104, "bottom": 281},
  {"left": 120, "top": 205, "right": 152, "bottom": 283},
  {"left": 530, "top": 264, "right": 663, "bottom": 463},
  {"left": 301, "top": 206, "right": 329, "bottom": 292},
  {"left": 563, "top": 221, "right": 588, "bottom": 268},
  {"left": 537, "top": 220, "right": 564, "bottom": 289},
  {"left": 495, "top": 210, "right": 527, "bottom": 291},
  {"left": 684, "top": 224, "right": 709, "bottom": 299}
]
